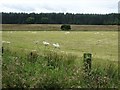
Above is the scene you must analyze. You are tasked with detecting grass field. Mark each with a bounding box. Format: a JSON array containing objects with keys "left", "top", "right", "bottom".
[
  {"left": 2, "top": 25, "right": 118, "bottom": 88},
  {"left": 2, "top": 31, "right": 118, "bottom": 61}
]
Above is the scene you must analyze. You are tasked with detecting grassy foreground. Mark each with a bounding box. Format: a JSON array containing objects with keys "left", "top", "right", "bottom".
[
  {"left": 2, "top": 30, "right": 118, "bottom": 89},
  {"left": 2, "top": 47, "right": 118, "bottom": 88}
]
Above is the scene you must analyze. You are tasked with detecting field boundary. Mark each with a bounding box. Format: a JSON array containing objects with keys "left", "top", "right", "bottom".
[{"left": 1, "top": 24, "right": 118, "bottom": 31}]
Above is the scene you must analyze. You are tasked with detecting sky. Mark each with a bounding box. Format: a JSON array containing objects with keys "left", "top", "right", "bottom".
[{"left": 0, "top": 0, "right": 120, "bottom": 14}]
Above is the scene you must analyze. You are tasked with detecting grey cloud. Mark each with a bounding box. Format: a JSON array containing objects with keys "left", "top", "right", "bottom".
[
  {"left": 42, "top": 5, "right": 67, "bottom": 12},
  {"left": 0, "top": 0, "right": 119, "bottom": 14},
  {"left": 118, "top": 1, "right": 120, "bottom": 13},
  {"left": 2, "top": 3, "right": 35, "bottom": 12}
]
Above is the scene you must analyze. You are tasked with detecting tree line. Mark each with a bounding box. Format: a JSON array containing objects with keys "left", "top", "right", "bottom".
[{"left": 2, "top": 12, "right": 120, "bottom": 25}]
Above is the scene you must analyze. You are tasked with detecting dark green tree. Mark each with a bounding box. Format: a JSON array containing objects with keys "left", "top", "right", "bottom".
[
  {"left": 26, "top": 17, "right": 35, "bottom": 24},
  {"left": 2, "top": 12, "right": 119, "bottom": 25},
  {"left": 41, "top": 17, "right": 49, "bottom": 24}
]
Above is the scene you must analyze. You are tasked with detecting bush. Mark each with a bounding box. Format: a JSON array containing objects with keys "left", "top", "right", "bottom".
[{"left": 61, "top": 24, "right": 71, "bottom": 31}]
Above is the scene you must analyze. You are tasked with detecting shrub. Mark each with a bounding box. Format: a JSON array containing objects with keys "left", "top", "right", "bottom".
[{"left": 61, "top": 24, "right": 71, "bottom": 31}]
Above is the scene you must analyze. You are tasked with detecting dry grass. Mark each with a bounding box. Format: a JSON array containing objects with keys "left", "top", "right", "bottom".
[{"left": 2, "top": 24, "right": 118, "bottom": 31}]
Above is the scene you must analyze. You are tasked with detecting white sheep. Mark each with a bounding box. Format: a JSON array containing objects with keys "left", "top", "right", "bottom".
[
  {"left": 65, "top": 31, "right": 70, "bottom": 34},
  {"left": 43, "top": 41, "right": 50, "bottom": 46},
  {"left": 53, "top": 43, "right": 60, "bottom": 48},
  {"left": 2, "top": 41, "right": 10, "bottom": 44}
]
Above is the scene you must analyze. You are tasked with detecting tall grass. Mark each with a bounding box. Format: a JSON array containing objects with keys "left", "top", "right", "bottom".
[{"left": 2, "top": 47, "right": 118, "bottom": 89}]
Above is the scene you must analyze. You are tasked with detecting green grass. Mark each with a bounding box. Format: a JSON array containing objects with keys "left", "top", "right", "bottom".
[
  {"left": 2, "top": 31, "right": 118, "bottom": 61},
  {"left": 2, "top": 46, "right": 118, "bottom": 88},
  {"left": 2, "top": 30, "right": 118, "bottom": 89}
]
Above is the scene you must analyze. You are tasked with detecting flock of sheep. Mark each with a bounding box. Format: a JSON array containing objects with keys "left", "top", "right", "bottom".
[
  {"left": 2, "top": 40, "right": 60, "bottom": 49},
  {"left": 35, "top": 40, "right": 60, "bottom": 49},
  {"left": 42, "top": 41, "right": 60, "bottom": 48}
]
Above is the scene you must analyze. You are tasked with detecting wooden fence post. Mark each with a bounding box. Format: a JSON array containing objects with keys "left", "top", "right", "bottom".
[
  {"left": 2, "top": 46, "right": 4, "bottom": 54},
  {"left": 83, "top": 53, "right": 92, "bottom": 72}
]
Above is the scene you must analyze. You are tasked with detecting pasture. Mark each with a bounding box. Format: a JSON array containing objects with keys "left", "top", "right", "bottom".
[
  {"left": 2, "top": 25, "right": 118, "bottom": 88},
  {"left": 2, "top": 31, "right": 118, "bottom": 61}
]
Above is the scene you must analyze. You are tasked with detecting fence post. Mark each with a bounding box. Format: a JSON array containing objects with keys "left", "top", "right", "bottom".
[
  {"left": 83, "top": 53, "right": 92, "bottom": 72},
  {"left": 2, "top": 46, "right": 4, "bottom": 54}
]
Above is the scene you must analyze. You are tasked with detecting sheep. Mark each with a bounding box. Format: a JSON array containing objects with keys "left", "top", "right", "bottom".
[
  {"left": 32, "top": 32, "right": 37, "bottom": 34},
  {"left": 43, "top": 41, "right": 50, "bottom": 46},
  {"left": 6, "top": 41, "right": 11, "bottom": 44},
  {"left": 2, "top": 41, "right": 6, "bottom": 44},
  {"left": 2, "top": 41, "right": 10, "bottom": 44},
  {"left": 53, "top": 43, "right": 60, "bottom": 49},
  {"left": 65, "top": 31, "right": 70, "bottom": 34}
]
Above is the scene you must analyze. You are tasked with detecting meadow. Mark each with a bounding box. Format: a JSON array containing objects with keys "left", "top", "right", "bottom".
[{"left": 2, "top": 24, "right": 118, "bottom": 89}]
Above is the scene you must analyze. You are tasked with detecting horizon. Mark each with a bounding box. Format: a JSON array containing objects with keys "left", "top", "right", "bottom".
[{"left": 1, "top": 12, "right": 118, "bottom": 15}]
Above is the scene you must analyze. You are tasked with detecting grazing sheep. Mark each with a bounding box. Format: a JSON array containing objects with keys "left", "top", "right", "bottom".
[
  {"left": 2, "top": 41, "right": 10, "bottom": 44},
  {"left": 94, "top": 32, "right": 100, "bottom": 34},
  {"left": 43, "top": 41, "right": 50, "bottom": 46},
  {"left": 2, "top": 41, "right": 6, "bottom": 44},
  {"left": 32, "top": 32, "right": 37, "bottom": 34},
  {"left": 65, "top": 31, "right": 70, "bottom": 34},
  {"left": 6, "top": 41, "right": 11, "bottom": 44},
  {"left": 53, "top": 43, "right": 60, "bottom": 49}
]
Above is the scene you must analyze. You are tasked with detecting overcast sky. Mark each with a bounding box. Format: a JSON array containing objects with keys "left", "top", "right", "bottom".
[{"left": 0, "top": 0, "right": 120, "bottom": 14}]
